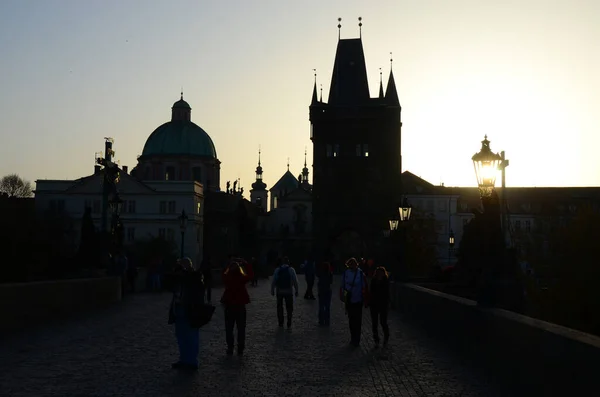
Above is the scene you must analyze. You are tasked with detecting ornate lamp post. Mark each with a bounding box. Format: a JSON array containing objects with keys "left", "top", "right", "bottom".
[
  {"left": 396, "top": 198, "right": 412, "bottom": 281},
  {"left": 472, "top": 135, "right": 503, "bottom": 199},
  {"left": 178, "top": 209, "right": 188, "bottom": 258},
  {"left": 471, "top": 135, "right": 520, "bottom": 309}
]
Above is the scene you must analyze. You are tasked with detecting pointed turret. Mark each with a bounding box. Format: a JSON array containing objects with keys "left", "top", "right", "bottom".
[
  {"left": 378, "top": 68, "right": 384, "bottom": 98},
  {"left": 311, "top": 81, "right": 318, "bottom": 105},
  {"left": 385, "top": 69, "right": 400, "bottom": 106}
]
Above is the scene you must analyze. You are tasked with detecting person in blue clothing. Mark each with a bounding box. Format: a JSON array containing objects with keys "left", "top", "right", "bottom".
[
  {"left": 303, "top": 258, "right": 316, "bottom": 300},
  {"left": 167, "top": 257, "right": 205, "bottom": 370},
  {"left": 317, "top": 262, "right": 333, "bottom": 326}
]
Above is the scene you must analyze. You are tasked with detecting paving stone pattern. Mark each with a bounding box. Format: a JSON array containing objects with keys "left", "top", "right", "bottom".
[{"left": 0, "top": 277, "right": 521, "bottom": 396}]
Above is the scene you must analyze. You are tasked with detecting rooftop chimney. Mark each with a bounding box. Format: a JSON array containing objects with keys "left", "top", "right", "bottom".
[
  {"left": 94, "top": 165, "right": 101, "bottom": 175},
  {"left": 122, "top": 165, "right": 128, "bottom": 174}
]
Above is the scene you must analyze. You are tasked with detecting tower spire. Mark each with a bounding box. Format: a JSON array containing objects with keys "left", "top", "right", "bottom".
[
  {"left": 320, "top": 84, "right": 323, "bottom": 101},
  {"left": 358, "top": 17, "right": 362, "bottom": 38},
  {"left": 258, "top": 145, "right": 261, "bottom": 167},
  {"left": 304, "top": 147, "right": 307, "bottom": 167},
  {"left": 379, "top": 67, "right": 384, "bottom": 98},
  {"left": 311, "top": 69, "right": 318, "bottom": 104},
  {"left": 287, "top": 157, "right": 290, "bottom": 171},
  {"left": 385, "top": 53, "right": 400, "bottom": 106},
  {"left": 181, "top": 87, "right": 183, "bottom": 100},
  {"left": 302, "top": 147, "right": 310, "bottom": 185},
  {"left": 337, "top": 17, "right": 342, "bottom": 40}
]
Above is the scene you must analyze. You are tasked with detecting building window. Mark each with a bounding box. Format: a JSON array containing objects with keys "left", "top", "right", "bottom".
[
  {"left": 363, "top": 144, "right": 369, "bottom": 157},
  {"left": 438, "top": 200, "right": 447, "bottom": 212},
  {"left": 515, "top": 220, "right": 521, "bottom": 230},
  {"left": 158, "top": 228, "right": 166, "bottom": 239},
  {"left": 326, "top": 144, "right": 333, "bottom": 157},
  {"left": 127, "top": 227, "right": 135, "bottom": 242},
  {"left": 168, "top": 201, "right": 176, "bottom": 213},
  {"left": 128, "top": 200, "right": 136, "bottom": 213},
  {"left": 93, "top": 200, "right": 101, "bottom": 214},
  {"left": 256, "top": 197, "right": 262, "bottom": 208},
  {"left": 197, "top": 202, "right": 201, "bottom": 214},
  {"left": 121, "top": 200, "right": 128, "bottom": 213},
  {"left": 165, "top": 166, "right": 175, "bottom": 181},
  {"left": 192, "top": 167, "right": 202, "bottom": 182},
  {"left": 333, "top": 144, "right": 340, "bottom": 157},
  {"left": 426, "top": 200, "right": 434, "bottom": 213},
  {"left": 525, "top": 220, "right": 531, "bottom": 232},
  {"left": 273, "top": 196, "right": 278, "bottom": 209},
  {"left": 159, "top": 201, "right": 167, "bottom": 214},
  {"left": 166, "top": 228, "right": 175, "bottom": 241}
]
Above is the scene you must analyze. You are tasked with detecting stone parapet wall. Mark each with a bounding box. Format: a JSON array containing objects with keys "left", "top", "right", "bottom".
[
  {"left": 390, "top": 282, "right": 600, "bottom": 395},
  {"left": 0, "top": 277, "right": 121, "bottom": 334}
]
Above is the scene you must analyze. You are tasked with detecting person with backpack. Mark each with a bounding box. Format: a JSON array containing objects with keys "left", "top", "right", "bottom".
[
  {"left": 340, "top": 257, "right": 369, "bottom": 347},
  {"left": 270, "top": 257, "right": 299, "bottom": 328}
]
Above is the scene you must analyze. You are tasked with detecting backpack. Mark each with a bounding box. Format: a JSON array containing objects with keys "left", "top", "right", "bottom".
[{"left": 276, "top": 266, "right": 291, "bottom": 289}]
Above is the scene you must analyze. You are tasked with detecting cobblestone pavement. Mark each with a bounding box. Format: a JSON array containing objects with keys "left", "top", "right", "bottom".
[{"left": 0, "top": 277, "right": 522, "bottom": 396}]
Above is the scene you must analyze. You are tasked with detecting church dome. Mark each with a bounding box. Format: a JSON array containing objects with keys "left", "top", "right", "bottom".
[
  {"left": 141, "top": 121, "right": 217, "bottom": 158},
  {"left": 140, "top": 95, "right": 217, "bottom": 159}
]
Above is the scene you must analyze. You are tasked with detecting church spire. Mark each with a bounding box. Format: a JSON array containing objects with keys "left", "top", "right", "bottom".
[
  {"left": 301, "top": 148, "right": 310, "bottom": 185},
  {"left": 385, "top": 53, "right": 400, "bottom": 106},
  {"left": 378, "top": 67, "right": 384, "bottom": 98},
  {"left": 252, "top": 146, "right": 266, "bottom": 190},
  {"left": 311, "top": 69, "right": 318, "bottom": 104}
]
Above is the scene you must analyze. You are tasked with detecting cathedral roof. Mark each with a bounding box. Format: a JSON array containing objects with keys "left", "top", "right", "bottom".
[
  {"left": 140, "top": 96, "right": 217, "bottom": 159},
  {"left": 270, "top": 170, "right": 298, "bottom": 193},
  {"left": 141, "top": 121, "right": 217, "bottom": 158}
]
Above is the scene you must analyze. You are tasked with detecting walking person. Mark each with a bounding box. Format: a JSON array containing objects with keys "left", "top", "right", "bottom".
[
  {"left": 303, "top": 258, "right": 316, "bottom": 300},
  {"left": 167, "top": 257, "right": 205, "bottom": 370},
  {"left": 271, "top": 257, "right": 299, "bottom": 328},
  {"left": 317, "top": 262, "right": 333, "bottom": 326},
  {"left": 200, "top": 255, "right": 213, "bottom": 303},
  {"left": 340, "top": 257, "right": 369, "bottom": 347},
  {"left": 368, "top": 266, "right": 390, "bottom": 347},
  {"left": 221, "top": 258, "right": 253, "bottom": 356}
]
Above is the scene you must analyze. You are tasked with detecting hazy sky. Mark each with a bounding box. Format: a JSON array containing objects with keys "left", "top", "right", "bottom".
[{"left": 1, "top": 0, "right": 599, "bottom": 192}]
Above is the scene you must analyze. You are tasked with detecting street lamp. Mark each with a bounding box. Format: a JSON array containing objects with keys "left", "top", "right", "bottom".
[
  {"left": 389, "top": 219, "right": 399, "bottom": 231},
  {"left": 399, "top": 197, "right": 412, "bottom": 222},
  {"left": 472, "top": 135, "right": 503, "bottom": 198},
  {"left": 449, "top": 229, "right": 455, "bottom": 249},
  {"left": 178, "top": 209, "right": 188, "bottom": 258}
]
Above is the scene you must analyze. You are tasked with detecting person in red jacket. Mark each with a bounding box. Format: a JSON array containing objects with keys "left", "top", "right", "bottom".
[{"left": 221, "top": 258, "right": 254, "bottom": 356}]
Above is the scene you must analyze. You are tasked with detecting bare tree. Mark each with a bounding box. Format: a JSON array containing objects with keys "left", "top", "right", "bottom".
[{"left": 0, "top": 174, "right": 33, "bottom": 198}]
